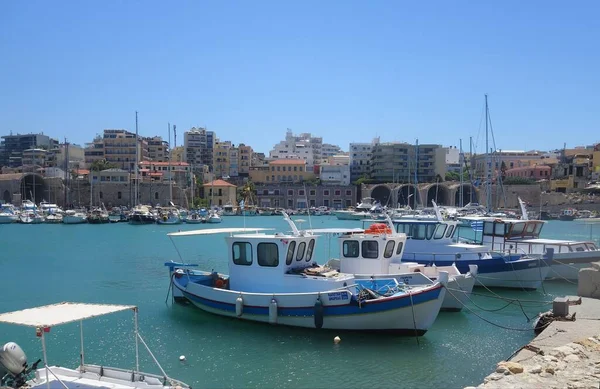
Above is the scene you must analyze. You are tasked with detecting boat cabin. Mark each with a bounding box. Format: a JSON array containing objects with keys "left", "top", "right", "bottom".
[
  {"left": 225, "top": 232, "right": 353, "bottom": 293},
  {"left": 473, "top": 219, "right": 545, "bottom": 250},
  {"left": 392, "top": 220, "right": 458, "bottom": 242},
  {"left": 335, "top": 227, "right": 407, "bottom": 275}
]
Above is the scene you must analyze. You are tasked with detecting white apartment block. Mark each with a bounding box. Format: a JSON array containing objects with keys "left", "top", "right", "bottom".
[{"left": 269, "top": 129, "right": 323, "bottom": 168}]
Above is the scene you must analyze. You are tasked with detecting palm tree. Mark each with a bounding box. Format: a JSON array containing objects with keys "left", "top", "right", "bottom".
[{"left": 239, "top": 181, "right": 256, "bottom": 206}]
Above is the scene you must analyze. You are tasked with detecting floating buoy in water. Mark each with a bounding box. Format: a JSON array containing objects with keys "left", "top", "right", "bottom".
[
  {"left": 334, "top": 336, "right": 341, "bottom": 344},
  {"left": 179, "top": 355, "right": 186, "bottom": 361}
]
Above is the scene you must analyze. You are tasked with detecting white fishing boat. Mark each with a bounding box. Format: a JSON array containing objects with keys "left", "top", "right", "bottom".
[
  {"left": 0, "top": 302, "right": 189, "bottom": 389},
  {"left": 457, "top": 198, "right": 600, "bottom": 281},
  {"left": 62, "top": 210, "right": 88, "bottom": 224},
  {"left": 333, "top": 198, "right": 377, "bottom": 220},
  {"left": 222, "top": 204, "right": 237, "bottom": 216},
  {"left": 319, "top": 220, "right": 476, "bottom": 312},
  {"left": 165, "top": 216, "right": 448, "bottom": 335},
  {"left": 39, "top": 201, "right": 62, "bottom": 215},
  {"left": 44, "top": 213, "right": 63, "bottom": 224},
  {"left": 206, "top": 210, "right": 222, "bottom": 224}
]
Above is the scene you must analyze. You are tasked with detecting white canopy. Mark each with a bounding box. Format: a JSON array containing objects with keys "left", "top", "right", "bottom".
[
  {"left": 305, "top": 228, "right": 364, "bottom": 234},
  {"left": 0, "top": 302, "right": 136, "bottom": 327},
  {"left": 168, "top": 227, "right": 274, "bottom": 237}
]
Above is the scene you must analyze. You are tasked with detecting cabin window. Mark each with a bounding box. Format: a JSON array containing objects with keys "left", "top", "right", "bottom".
[
  {"left": 232, "top": 242, "right": 253, "bottom": 266},
  {"left": 343, "top": 241, "right": 359, "bottom": 258},
  {"left": 384, "top": 241, "right": 395, "bottom": 258},
  {"left": 286, "top": 241, "right": 296, "bottom": 265},
  {"left": 413, "top": 224, "right": 435, "bottom": 240},
  {"left": 396, "top": 223, "right": 411, "bottom": 236},
  {"left": 525, "top": 223, "right": 536, "bottom": 234},
  {"left": 434, "top": 224, "right": 447, "bottom": 239},
  {"left": 445, "top": 225, "right": 455, "bottom": 238},
  {"left": 533, "top": 223, "right": 543, "bottom": 235},
  {"left": 306, "top": 239, "right": 315, "bottom": 262},
  {"left": 362, "top": 241, "right": 379, "bottom": 259},
  {"left": 395, "top": 242, "right": 404, "bottom": 255},
  {"left": 257, "top": 243, "right": 279, "bottom": 267},
  {"left": 296, "top": 242, "right": 306, "bottom": 261}
]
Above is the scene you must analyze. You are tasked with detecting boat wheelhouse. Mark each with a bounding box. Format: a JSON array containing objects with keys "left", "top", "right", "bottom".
[
  {"left": 461, "top": 217, "right": 600, "bottom": 280},
  {"left": 391, "top": 217, "right": 552, "bottom": 290},
  {"left": 166, "top": 219, "right": 448, "bottom": 334}
]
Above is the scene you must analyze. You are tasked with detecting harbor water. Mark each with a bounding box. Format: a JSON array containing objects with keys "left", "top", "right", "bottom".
[{"left": 0, "top": 217, "right": 591, "bottom": 389}]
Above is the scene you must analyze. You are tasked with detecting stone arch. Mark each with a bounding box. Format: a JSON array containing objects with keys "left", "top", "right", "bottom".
[
  {"left": 20, "top": 173, "right": 47, "bottom": 204},
  {"left": 454, "top": 184, "right": 478, "bottom": 207},
  {"left": 3, "top": 190, "right": 10, "bottom": 203},
  {"left": 426, "top": 184, "right": 450, "bottom": 206},
  {"left": 370, "top": 184, "right": 392, "bottom": 206},
  {"left": 396, "top": 184, "right": 421, "bottom": 207}
]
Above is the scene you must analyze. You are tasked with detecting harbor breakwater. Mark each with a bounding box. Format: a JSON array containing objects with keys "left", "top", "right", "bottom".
[{"left": 468, "top": 263, "right": 600, "bottom": 389}]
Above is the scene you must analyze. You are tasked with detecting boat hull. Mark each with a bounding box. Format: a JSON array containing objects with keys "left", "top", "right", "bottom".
[
  {"left": 171, "top": 273, "right": 445, "bottom": 334},
  {"left": 0, "top": 215, "right": 18, "bottom": 224},
  {"left": 547, "top": 252, "right": 600, "bottom": 280},
  {"left": 128, "top": 215, "right": 156, "bottom": 225},
  {"left": 63, "top": 216, "right": 87, "bottom": 224}
]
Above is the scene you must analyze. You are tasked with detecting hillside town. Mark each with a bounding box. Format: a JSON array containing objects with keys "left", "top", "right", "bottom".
[{"left": 0, "top": 126, "right": 599, "bottom": 215}]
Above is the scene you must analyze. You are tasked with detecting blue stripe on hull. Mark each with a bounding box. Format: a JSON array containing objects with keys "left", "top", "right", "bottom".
[
  {"left": 174, "top": 282, "right": 442, "bottom": 317},
  {"left": 402, "top": 256, "right": 550, "bottom": 275}
]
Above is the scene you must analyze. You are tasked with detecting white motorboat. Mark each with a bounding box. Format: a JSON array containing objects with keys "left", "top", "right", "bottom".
[
  {"left": 128, "top": 205, "right": 156, "bottom": 225},
  {"left": 222, "top": 204, "right": 237, "bottom": 216},
  {"left": 185, "top": 212, "right": 204, "bottom": 224},
  {"left": 0, "top": 204, "right": 19, "bottom": 224},
  {"left": 165, "top": 216, "right": 448, "bottom": 335},
  {"left": 63, "top": 210, "right": 88, "bottom": 224},
  {"left": 206, "top": 211, "right": 222, "bottom": 224},
  {"left": 44, "top": 214, "right": 63, "bottom": 224},
  {"left": 0, "top": 302, "right": 189, "bottom": 389},
  {"left": 19, "top": 211, "right": 44, "bottom": 224}
]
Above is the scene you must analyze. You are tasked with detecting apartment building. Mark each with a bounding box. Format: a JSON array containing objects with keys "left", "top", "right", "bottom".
[
  {"left": 213, "top": 140, "right": 233, "bottom": 178},
  {"left": 255, "top": 184, "right": 356, "bottom": 209},
  {"left": 184, "top": 127, "right": 215, "bottom": 171},
  {"left": 269, "top": 129, "right": 323, "bottom": 168},
  {"left": 349, "top": 138, "right": 379, "bottom": 182},
  {"left": 370, "top": 142, "right": 441, "bottom": 183},
  {"left": 0, "top": 133, "right": 59, "bottom": 168},
  {"left": 239, "top": 143, "right": 253, "bottom": 177},
  {"left": 249, "top": 159, "right": 315, "bottom": 184},
  {"left": 471, "top": 150, "right": 543, "bottom": 178},
  {"left": 102, "top": 129, "right": 149, "bottom": 170},
  {"left": 145, "top": 136, "right": 169, "bottom": 162}
]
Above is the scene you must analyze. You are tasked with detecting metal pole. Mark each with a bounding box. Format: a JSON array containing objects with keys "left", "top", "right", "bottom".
[
  {"left": 79, "top": 320, "right": 85, "bottom": 372},
  {"left": 135, "top": 111, "right": 139, "bottom": 207},
  {"left": 41, "top": 329, "right": 50, "bottom": 389},
  {"left": 168, "top": 123, "right": 172, "bottom": 205},
  {"left": 414, "top": 139, "right": 419, "bottom": 209},
  {"left": 134, "top": 308, "right": 140, "bottom": 372},
  {"left": 459, "top": 140, "right": 464, "bottom": 207},
  {"left": 469, "top": 136, "right": 473, "bottom": 204},
  {"left": 485, "top": 94, "right": 491, "bottom": 213}
]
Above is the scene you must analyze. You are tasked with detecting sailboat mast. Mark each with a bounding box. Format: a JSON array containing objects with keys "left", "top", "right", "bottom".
[
  {"left": 459, "top": 139, "right": 464, "bottom": 208},
  {"left": 469, "top": 136, "right": 473, "bottom": 204},
  {"left": 168, "top": 123, "right": 172, "bottom": 204},
  {"left": 414, "top": 138, "right": 419, "bottom": 209},
  {"left": 134, "top": 111, "right": 139, "bottom": 207},
  {"left": 485, "top": 94, "right": 491, "bottom": 213}
]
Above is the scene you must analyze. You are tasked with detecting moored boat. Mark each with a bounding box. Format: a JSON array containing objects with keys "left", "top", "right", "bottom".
[
  {"left": 156, "top": 207, "right": 183, "bottom": 225},
  {"left": 206, "top": 210, "right": 222, "bottom": 224},
  {"left": 165, "top": 216, "right": 448, "bottom": 335},
  {"left": 63, "top": 210, "right": 88, "bottom": 224},
  {"left": 0, "top": 302, "right": 189, "bottom": 389},
  {"left": 128, "top": 205, "right": 156, "bottom": 225}
]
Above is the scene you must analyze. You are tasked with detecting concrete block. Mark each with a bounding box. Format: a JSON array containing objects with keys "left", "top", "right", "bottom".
[
  {"left": 553, "top": 297, "right": 569, "bottom": 317},
  {"left": 578, "top": 266, "right": 600, "bottom": 300}
]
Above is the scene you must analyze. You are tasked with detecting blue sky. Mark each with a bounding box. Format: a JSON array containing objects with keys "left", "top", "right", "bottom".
[{"left": 1, "top": 1, "right": 598, "bottom": 154}]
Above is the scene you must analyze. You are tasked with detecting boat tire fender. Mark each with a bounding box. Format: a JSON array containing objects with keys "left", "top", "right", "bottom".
[
  {"left": 235, "top": 295, "right": 244, "bottom": 317},
  {"left": 314, "top": 296, "right": 324, "bottom": 329},
  {"left": 269, "top": 298, "right": 278, "bottom": 324}
]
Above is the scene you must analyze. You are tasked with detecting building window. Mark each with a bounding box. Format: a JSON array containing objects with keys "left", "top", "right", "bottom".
[
  {"left": 274, "top": 189, "right": 280, "bottom": 195},
  {"left": 232, "top": 242, "right": 252, "bottom": 266},
  {"left": 218, "top": 189, "right": 223, "bottom": 196},
  {"left": 310, "top": 190, "right": 316, "bottom": 196},
  {"left": 277, "top": 175, "right": 281, "bottom": 181},
  {"left": 263, "top": 189, "right": 269, "bottom": 195},
  {"left": 99, "top": 191, "right": 103, "bottom": 199},
  {"left": 345, "top": 199, "right": 351, "bottom": 207},
  {"left": 266, "top": 176, "right": 270, "bottom": 181},
  {"left": 118, "top": 191, "right": 122, "bottom": 199},
  {"left": 335, "top": 190, "right": 341, "bottom": 196},
  {"left": 257, "top": 243, "right": 279, "bottom": 267},
  {"left": 294, "top": 166, "right": 297, "bottom": 171},
  {"left": 286, "top": 241, "right": 296, "bottom": 265},
  {"left": 324, "top": 199, "right": 329, "bottom": 207},
  {"left": 277, "top": 166, "right": 281, "bottom": 171},
  {"left": 346, "top": 190, "right": 352, "bottom": 196},
  {"left": 288, "top": 189, "right": 294, "bottom": 196},
  {"left": 343, "top": 241, "right": 359, "bottom": 258},
  {"left": 299, "top": 190, "right": 305, "bottom": 196},
  {"left": 323, "top": 190, "right": 330, "bottom": 196},
  {"left": 155, "top": 192, "right": 159, "bottom": 200}
]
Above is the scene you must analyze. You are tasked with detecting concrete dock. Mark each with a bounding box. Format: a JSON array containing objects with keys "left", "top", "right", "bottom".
[{"left": 467, "top": 264, "right": 600, "bottom": 389}]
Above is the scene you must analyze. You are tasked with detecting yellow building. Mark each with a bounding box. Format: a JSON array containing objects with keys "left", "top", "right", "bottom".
[
  {"left": 213, "top": 140, "right": 232, "bottom": 178},
  {"left": 249, "top": 159, "right": 315, "bottom": 184},
  {"left": 239, "top": 143, "right": 253, "bottom": 176},
  {"left": 103, "top": 129, "right": 149, "bottom": 171},
  {"left": 203, "top": 179, "right": 237, "bottom": 206}
]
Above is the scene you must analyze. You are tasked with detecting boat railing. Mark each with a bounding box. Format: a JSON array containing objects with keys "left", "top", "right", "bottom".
[{"left": 404, "top": 250, "right": 509, "bottom": 263}]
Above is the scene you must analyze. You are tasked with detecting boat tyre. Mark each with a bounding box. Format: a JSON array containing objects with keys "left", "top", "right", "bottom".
[{"left": 314, "top": 296, "right": 324, "bottom": 329}]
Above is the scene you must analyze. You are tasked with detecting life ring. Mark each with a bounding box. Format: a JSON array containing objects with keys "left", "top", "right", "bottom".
[{"left": 215, "top": 279, "right": 224, "bottom": 288}]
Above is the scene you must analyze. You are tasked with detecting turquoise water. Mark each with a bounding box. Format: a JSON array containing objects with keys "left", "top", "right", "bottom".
[{"left": 0, "top": 218, "right": 585, "bottom": 389}]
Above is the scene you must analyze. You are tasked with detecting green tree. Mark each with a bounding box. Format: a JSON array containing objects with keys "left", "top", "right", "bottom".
[
  {"left": 503, "top": 177, "right": 536, "bottom": 185},
  {"left": 238, "top": 181, "right": 256, "bottom": 205},
  {"left": 90, "top": 159, "right": 118, "bottom": 171}
]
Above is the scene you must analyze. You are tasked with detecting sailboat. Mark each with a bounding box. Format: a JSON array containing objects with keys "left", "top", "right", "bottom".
[{"left": 129, "top": 112, "right": 156, "bottom": 225}]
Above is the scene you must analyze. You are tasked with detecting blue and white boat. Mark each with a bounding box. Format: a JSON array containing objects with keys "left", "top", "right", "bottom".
[
  {"left": 392, "top": 202, "right": 552, "bottom": 290},
  {"left": 185, "top": 211, "right": 204, "bottom": 224},
  {"left": 318, "top": 219, "right": 476, "bottom": 312},
  {"left": 206, "top": 210, "right": 222, "bottom": 224},
  {"left": 156, "top": 207, "right": 182, "bottom": 225},
  {"left": 0, "top": 204, "right": 19, "bottom": 224},
  {"left": 165, "top": 216, "right": 448, "bottom": 335}
]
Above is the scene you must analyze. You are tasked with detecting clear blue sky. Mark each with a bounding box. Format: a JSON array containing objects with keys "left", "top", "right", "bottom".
[{"left": 1, "top": 0, "right": 598, "bottom": 154}]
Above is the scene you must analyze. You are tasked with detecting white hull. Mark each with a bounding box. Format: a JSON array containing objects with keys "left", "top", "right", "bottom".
[
  {"left": 63, "top": 216, "right": 87, "bottom": 224},
  {"left": 548, "top": 262, "right": 590, "bottom": 281},
  {"left": 207, "top": 216, "right": 222, "bottom": 223},
  {"left": 0, "top": 214, "right": 18, "bottom": 224},
  {"left": 175, "top": 278, "right": 445, "bottom": 333},
  {"left": 474, "top": 266, "right": 549, "bottom": 290}
]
